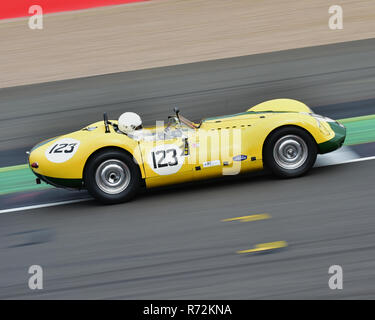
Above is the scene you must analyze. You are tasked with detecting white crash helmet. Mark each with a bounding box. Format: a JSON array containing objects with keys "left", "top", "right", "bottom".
[{"left": 118, "top": 112, "right": 142, "bottom": 134}]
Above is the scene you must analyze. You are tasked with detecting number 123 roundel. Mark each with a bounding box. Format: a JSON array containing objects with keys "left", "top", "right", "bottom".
[
  {"left": 45, "top": 138, "right": 80, "bottom": 163},
  {"left": 147, "top": 144, "right": 185, "bottom": 175}
]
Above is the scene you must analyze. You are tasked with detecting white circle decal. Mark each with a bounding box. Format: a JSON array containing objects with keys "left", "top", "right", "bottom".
[
  {"left": 45, "top": 138, "right": 80, "bottom": 163},
  {"left": 147, "top": 144, "right": 185, "bottom": 175}
]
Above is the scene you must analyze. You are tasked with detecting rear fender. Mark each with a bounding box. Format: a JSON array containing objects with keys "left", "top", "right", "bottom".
[{"left": 248, "top": 99, "right": 312, "bottom": 113}]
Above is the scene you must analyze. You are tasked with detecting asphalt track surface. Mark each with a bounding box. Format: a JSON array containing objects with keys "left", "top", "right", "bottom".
[{"left": 0, "top": 38, "right": 375, "bottom": 299}]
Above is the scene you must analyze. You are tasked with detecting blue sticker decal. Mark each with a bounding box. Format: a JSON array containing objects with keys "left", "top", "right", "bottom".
[{"left": 233, "top": 155, "right": 247, "bottom": 161}]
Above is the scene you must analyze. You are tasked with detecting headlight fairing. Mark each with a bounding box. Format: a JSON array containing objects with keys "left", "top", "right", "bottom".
[
  {"left": 309, "top": 113, "right": 336, "bottom": 123},
  {"left": 311, "top": 115, "right": 330, "bottom": 136},
  {"left": 303, "top": 113, "right": 338, "bottom": 136}
]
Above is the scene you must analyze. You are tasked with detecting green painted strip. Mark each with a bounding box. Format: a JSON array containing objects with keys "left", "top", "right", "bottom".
[
  {"left": 0, "top": 166, "right": 52, "bottom": 196},
  {"left": 0, "top": 164, "right": 28, "bottom": 173},
  {"left": 338, "top": 114, "right": 375, "bottom": 124},
  {"left": 342, "top": 117, "right": 375, "bottom": 146},
  {"left": 0, "top": 185, "right": 51, "bottom": 196}
]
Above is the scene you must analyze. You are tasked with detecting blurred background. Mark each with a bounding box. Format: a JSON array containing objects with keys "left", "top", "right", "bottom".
[{"left": 0, "top": 0, "right": 375, "bottom": 299}]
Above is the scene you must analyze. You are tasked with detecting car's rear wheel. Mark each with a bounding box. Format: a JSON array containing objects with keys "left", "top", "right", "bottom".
[
  {"left": 84, "top": 149, "right": 141, "bottom": 204},
  {"left": 263, "top": 127, "right": 317, "bottom": 178}
]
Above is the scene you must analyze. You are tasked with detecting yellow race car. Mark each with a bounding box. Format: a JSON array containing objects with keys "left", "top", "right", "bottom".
[{"left": 28, "top": 99, "right": 346, "bottom": 203}]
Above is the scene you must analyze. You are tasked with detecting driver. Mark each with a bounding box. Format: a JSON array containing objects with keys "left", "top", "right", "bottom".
[{"left": 118, "top": 112, "right": 144, "bottom": 140}]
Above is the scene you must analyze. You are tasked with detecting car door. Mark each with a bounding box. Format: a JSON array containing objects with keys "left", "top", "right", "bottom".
[{"left": 139, "top": 134, "right": 196, "bottom": 188}]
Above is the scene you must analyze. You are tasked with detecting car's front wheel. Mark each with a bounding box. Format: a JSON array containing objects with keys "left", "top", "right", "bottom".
[
  {"left": 84, "top": 149, "right": 141, "bottom": 204},
  {"left": 263, "top": 127, "right": 317, "bottom": 178}
]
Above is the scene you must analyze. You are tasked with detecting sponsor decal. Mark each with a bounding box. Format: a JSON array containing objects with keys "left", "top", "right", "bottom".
[
  {"left": 147, "top": 144, "right": 185, "bottom": 175},
  {"left": 203, "top": 160, "right": 221, "bottom": 168},
  {"left": 45, "top": 138, "right": 80, "bottom": 163},
  {"left": 233, "top": 155, "right": 247, "bottom": 161}
]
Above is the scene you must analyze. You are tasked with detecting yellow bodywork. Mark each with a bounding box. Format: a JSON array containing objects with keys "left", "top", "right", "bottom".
[
  {"left": 248, "top": 98, "right": 312, "bottom": 113},
  {"left": 29, "top": 99, "right": 336, "bottom": 189}
]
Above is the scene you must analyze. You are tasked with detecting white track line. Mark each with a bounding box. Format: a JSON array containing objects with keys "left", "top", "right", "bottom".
[
  {"left": 0, "top": 198, "right": 92, "bottom": 214},
  {"left": 315, "top": 146, "right": 358, "bottom": 167},
  {"left": 1, "top": 155, "right": 375, "bottom": 215},
  {"left": 333, "top": 155, "right": 375, "bottom": 165}
]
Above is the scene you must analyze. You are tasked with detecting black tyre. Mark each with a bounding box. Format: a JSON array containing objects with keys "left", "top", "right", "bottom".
[
  {"left": 263, "top": 126, "right": 317, "bottom": 178},
  {"left": 84, "top": 149, "right": 141, "bottom": 204}
]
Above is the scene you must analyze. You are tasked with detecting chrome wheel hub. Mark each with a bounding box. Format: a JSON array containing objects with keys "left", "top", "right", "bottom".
[
  {"left": 273, "top": 135, "right": 308, "bottom": 170},
  {"left": 95, "top": 159, "right": 131, "bottom": 194}
]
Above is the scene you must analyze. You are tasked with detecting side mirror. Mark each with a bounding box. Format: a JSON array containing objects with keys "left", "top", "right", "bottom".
[
  {"left": 103, "top": 112, "right": 110, "bottom": 133},
  {"left": 173, "top": 107, "right": 180, "bottom": 117},
  {"left": 173, "top": 107, "right": 181, "bottom": 125}
]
